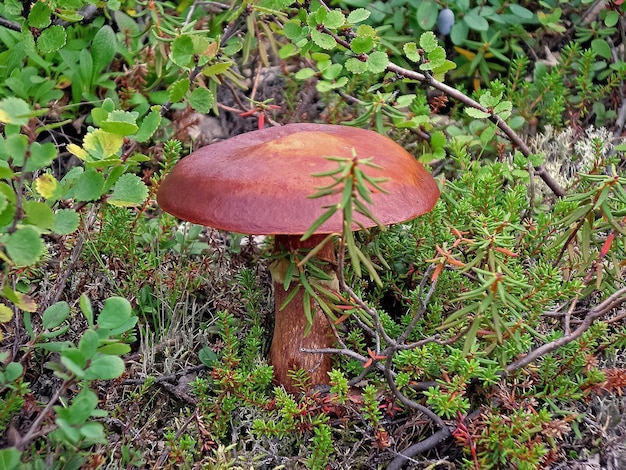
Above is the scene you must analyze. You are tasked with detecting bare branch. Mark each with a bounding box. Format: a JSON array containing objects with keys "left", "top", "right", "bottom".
[{"left": 506, "top": 287, "right": 626, "bottom": 374}]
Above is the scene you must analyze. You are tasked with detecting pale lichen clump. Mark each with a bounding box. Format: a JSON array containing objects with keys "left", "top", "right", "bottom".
[{"left": 528, "top": 125, "right": 612, "bottom": 192}]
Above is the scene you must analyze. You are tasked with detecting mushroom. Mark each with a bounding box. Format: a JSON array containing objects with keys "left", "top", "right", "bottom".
[{"left": 156, "top": 123, "right": 439, "bottom": 391}]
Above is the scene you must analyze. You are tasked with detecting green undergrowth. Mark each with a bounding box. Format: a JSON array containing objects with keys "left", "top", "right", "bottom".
[{"left": 0, "top": 0, "right": 625, "bottom": 469}]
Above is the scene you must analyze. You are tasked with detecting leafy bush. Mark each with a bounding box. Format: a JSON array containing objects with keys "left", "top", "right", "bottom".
[{"left": 0, "top": 0, "right": 624, "bottom": 469}]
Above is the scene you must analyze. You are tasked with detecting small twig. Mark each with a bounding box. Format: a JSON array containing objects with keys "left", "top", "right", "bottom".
[
  {"left": 386, "top": 426, "right": 453, "bottom": 470},
  {"left": 398, "top": 265, "right": 437, "bottom": 344},
  {"left": 0, "top": 15, "right": 21, "bottom": 31},
  {"left": 15, "top": 380, "right": 72, "bottom": 450},
  {"left": 506, "top": 286, "right": 626, "bottom": 374}
]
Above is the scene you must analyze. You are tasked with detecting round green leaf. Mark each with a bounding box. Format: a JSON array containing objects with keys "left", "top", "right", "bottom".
[
  {"left": 366, "top": 51, "right": 389, "bottom": 74},
  {"left": 311, "top": 30, "right": 337, "bottom": 50},
  {"left": 508, "top": 4, "right": 533, "bottom": 20},
  {"left": 0, "top": 97, "right": 32, "bottom": 126},
  {"left": 591, "top": 39, "right": 612, "bottom": 59},
  {"left": 450, "top": 21, "right": 468, "bottom": 45},
  {"left": 101, "top": 110, "right": 139, "bottom": 136},
  {"left": 84, "top": 355, "right": 125, "bottom": 380},
  {"left": 42, "top": 302, "right": 70, "bottom": 330},
  {"left": 351, "top": 36, "right": 374, "bottom": 54},
  {"left": 188, "top": 87, "right": 214, "bottom": 114},
  {"left": 605, "top": 10, "right": 619, "bottom": 27},
  {"left": 79, "top": 422, "right": 105, "bottom": 440},
  {"left": 347, "top": 8, "right": 370, "bottom": 24},
  {"left": 0, "top": 447, "right": 22, "bottom": 470},
  {"left": 345, "top": 57, "right": 368, "bottom": 74},
  {"left": 464, "top": 11, "right": 489, "bottom": 31},
  {"left": 416, "top": 1, "right": 438, "bottom": 30},
  {"left": 135, "top": 108, "right": 162, "bottom": 143},
  {"left": 97, "top": 297, "right": 132, "bottom": 330},
  {"left": 37, "top": 25, "right": 67, "bottom": 54},
  {"left": 0, "top": 304, "right": 13, "bottom": 323},
  {"left": 168, "top": 78, "right": 190, "bottom": 103},
  {"left": 53, "top": 209, "right": 80, "bottom": 235},
  {"left": 465, "top": 107, "right": 491, "bottom": 119},
  {"left": 295, "top": 68, "right": 316, "bottom": 80},
  {"left": 3, "top": 362, "right": 23, "bottom": 382},
  {"left": 74, "top": 169, "right": 104, "bottom": 202},
  {"left": 5, "top": 226, "right": 44, "bottom": 266},
  {"left": 170, "top": 35, "right": 194, "bottom": 68},
  {"left": 23, "top": 201, "right": 54, "bottom": 229},
  {"left": 28, "top": 1, "right": 52, "bottom": 28},
  {"left": 25, "top": 142, "right": 57, "bottom": 172},
  {"left": 107, "top": 173, "right": 148, "bottom": 207}
]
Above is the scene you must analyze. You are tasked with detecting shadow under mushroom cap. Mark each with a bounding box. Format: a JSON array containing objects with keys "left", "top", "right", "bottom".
[{"left": 157, "top": 123, "right": 440, "bottom": 235}]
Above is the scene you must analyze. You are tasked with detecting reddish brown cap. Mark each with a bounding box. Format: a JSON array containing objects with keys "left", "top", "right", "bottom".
[{"left": 157, "top": 123, "right": 439, "bottom": 235}]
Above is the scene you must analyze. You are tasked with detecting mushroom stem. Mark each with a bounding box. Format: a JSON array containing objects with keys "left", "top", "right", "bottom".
[{"left": 269, "top": 234, "right": 337, "bottom": 391}]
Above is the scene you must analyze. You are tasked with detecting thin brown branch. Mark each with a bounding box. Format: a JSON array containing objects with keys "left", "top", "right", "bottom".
[{"left": 506, "top": 287, "right": 626, "bottom": 374}]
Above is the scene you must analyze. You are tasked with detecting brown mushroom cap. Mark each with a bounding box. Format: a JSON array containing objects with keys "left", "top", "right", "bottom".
[{"left": 157, "top": 123, "right": 439, "bottom": 235}]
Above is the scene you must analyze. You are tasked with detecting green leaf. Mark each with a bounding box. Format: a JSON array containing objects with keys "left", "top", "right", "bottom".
[
  {"left": 508, "top": 4, "right": 533, "bottom": 20},
  {"left": 366, "top": 51, "right": 389, "bottom": 74},
  {"left": 347, "top": 8, "right": 370, "bottom": 24},
  {"left": 605, "top": 10, "right": 619, "bottom": 27},
  {"left": 421, "top": 47, "right": 446, "bottom": 70},
  {"left": 107, "top": 174, "right": 148, "bottom": 207},
  {"left": 346, "top": 57, "right": 368, "bottom": 74},
  {"left": 279, "top": 43, "right": 297, "bottom": 59},
  {"left": 97, "top": 343, "right": 131, "bottom": 355},
  {"left": 79, "top": 422, "right": 105, "bottom": 440},
  {"left": 295, "top": 68, "right": 316, "bottom": 80},
  {"left": 351, "top": 35, "right": 374, "bottom": 54},
  {"left": 28, "top": 1, "right": 52, "bottom": 28},
  {"left": 25, "top": 142, "right": 56, "bottom": 172},
  {"left": 323, "top": 10, "right": 345, "bottom": 29},
  {"left": 198, "top": 347, "right": 218, "bottom": 367},
  {"left": 80, "top": 294, "right": 94, "bottom": 327},
  {"left": 591, "top": 39, "right": 612, "bottom": 59},
  {"left": 479, "top": 91, "right": 502, "bottom": 108},
  {"left": 53, "top": 209, "right": 80, "bottom": 235},
  {"left": 92, "top": 25, "right": 116, "bottom": 75},
  {"left": 403, "top": 42, "right": 421, "bottom": 62},
  {"left": 2, "top": 287, "right": 37, "bottom": 312},
  {"left": 416, "top": 1, "right": 438, "bottom": 30},
  {"left": 78, "top": 330, "right": 99, "bottom": 359},
  {"left": 37, "top": 25, "right": 67, "bottom": 54},
  {"left": 169, "top": 78, "right": 190, "bottom": 103},
  {"left": 74, "top": 169, "right": 104, "bottom": 202},
  {"left": 42, "top": 302, "right": 70, "bottom": 330},
  {"left": 23, "top": 201, "right": 54, "bottom": 229},
  {"left": 170, "top": 34, "right": 210, "bottom": 68},
  {"left": 0, "top": 447, "right": 22, "bottom": 470},
  {"left": 465, "top": 107, "right": 491, "bottom": 119},
  {"left": 188, "top": 87, "right": 214, "bottom": 114},
  {"left": 135, "top": 108, "right": 162, "bottom": 143},
  {"left": 202, "top": 61, "right": 232, "bottom": 77},
  {"left": 419, "top": 31, "right": 438, "bottom": 53},
  {"left": 101, "top": 110, "right": 139, "bottom": 136},
  {"left": 85, "top": 355, "right": 125, "bottom": 380},
  {"left": 4, "top": 226, "right": 44, "bottom": 266},
  {"left": 283, "top": 21, "right": 303, "bottom": 40},
  {"left": 97, "top": 297, "right": 132, "bottom": 330},
  {"left": 0, "top": 97, "right": 32, "bottom": 126},
  {"left": 311, "top": 30, "right": 336, "bottom": 50},
  {"left": 0, "top": 304, "right": 12, "bottom": 323},
  {"left": 2, "top": 362, "right": 23, "bottom": 382},
  {"left": 464, "top": 11, "right": 489, "bottom": 31}
]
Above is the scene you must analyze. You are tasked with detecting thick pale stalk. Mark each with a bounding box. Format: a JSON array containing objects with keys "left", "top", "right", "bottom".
[{"left": 269, "top": 234, "right": 337, "bottom": 392}]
